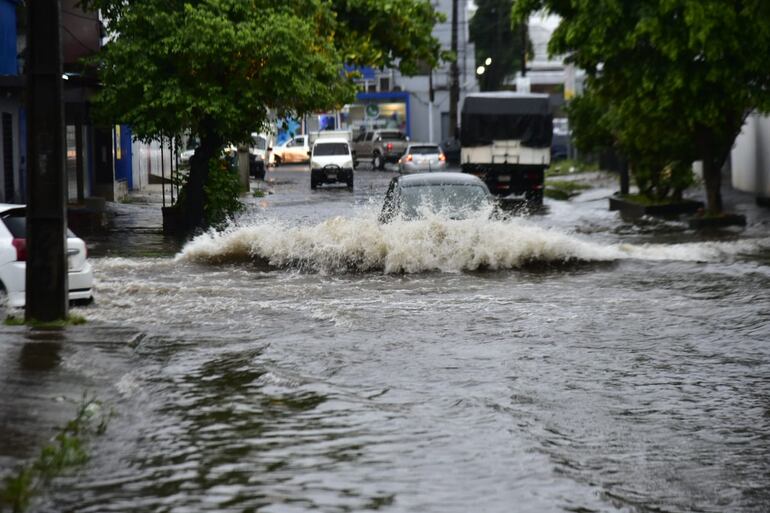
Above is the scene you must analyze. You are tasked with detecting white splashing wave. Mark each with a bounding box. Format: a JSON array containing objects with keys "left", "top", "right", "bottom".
[{"left": 176, "top": 215, "right": 770, "bottom": 274}]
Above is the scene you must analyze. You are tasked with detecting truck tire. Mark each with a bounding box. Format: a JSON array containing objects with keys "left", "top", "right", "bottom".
[
  {"left": 526, "top": 190, "right": 544, "bottom": 206},
  {"left": 311, "top": 175, "right": 318, "bottom": 189},
  {"left": 346, "top": 176, "right": 354, "bottom": 189}
]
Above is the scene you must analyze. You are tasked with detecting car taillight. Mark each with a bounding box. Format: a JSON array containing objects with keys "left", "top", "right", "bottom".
[
  {"left": 405, "top": 154, "right": 413, "bottom": 162},
  {"left": 12, "top": 238, "right": 27, "bottom": 261},
  {"left": 438, "top": 153, "right": 446, "bottom": 162},
  {"left": 387, "top": 143, "right": 393, "bottom": 150}
]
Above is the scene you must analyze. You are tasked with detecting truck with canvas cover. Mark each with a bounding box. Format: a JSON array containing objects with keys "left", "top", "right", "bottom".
[{"left": 460, "top": 93, "right": 552, "bottom": 205}]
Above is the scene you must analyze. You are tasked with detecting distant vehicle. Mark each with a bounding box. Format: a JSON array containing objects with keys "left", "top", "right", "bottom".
[
  {"left": 273, "top": 135, "right": 309, "bottom": 165},
  {"left": 439, "top": 137, "right": 461, "bottom": 166},
  {"left": 353, "top": 128, "right": 410, "bottom": 170},
  {"left": 310, "top": 138, "right": 354, "bottom": 189},
  {"left": 551, "top": 117, "right": 570, "bottom": 161},
  {"left": 379, "top": 172, "right": 493, "bottom": 222},
  {"left": 0, "top": 204, "right": 94, "bottom": 308},
  {"left": 460, "top": 92, "right": 553, "bottom": 205},
  {"left": 397, "top": 143, "right": 447, "bottom": 174},
  {"left": 249, "top": 132, "right": 272, "bottom": 179}
]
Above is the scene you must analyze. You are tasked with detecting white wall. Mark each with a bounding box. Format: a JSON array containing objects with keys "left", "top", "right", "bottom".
[
  {"left": 394, "top": 0, "right": 479, "bottom": 143},
  {"left": 131, "top": 138, "right": 177, "bottom": 190},
  {"left": 731, "top": 112, "right": 770, "bottom": 199}
]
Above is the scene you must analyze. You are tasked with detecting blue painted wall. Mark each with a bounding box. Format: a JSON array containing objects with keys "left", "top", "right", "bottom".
[
  {"left": 0, "top": 0, "right": 18, "bottom": 75},
  {"left": 114, "top": 124, "right": 133, "bottom": 189}
]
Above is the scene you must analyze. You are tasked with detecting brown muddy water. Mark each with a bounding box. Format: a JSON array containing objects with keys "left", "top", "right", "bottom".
[{"left": 1, "top": 167, "right": 769, "bottom": 513}]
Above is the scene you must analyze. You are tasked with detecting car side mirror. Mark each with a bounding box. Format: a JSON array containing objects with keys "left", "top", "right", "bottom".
[
  {"left": 267, "top": 147, "right": 273, "bottom": 151},
  {"left": 307, "top": 150, "right": 311, "bottom": 157}
]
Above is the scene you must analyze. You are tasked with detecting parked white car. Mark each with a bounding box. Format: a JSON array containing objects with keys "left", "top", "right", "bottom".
[{"left": 0, "top": 204, "right": 94, "bottom": 308}]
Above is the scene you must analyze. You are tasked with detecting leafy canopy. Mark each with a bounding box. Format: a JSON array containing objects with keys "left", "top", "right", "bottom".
[
  {"left": 83, "top": 0, "right": 444, "bottom": 143},
  {"left": 469, "top": 0, "right": 528, "bottom": 91},
  {"left": 513, "top": 0, "right": 770, "bottom": 205}
]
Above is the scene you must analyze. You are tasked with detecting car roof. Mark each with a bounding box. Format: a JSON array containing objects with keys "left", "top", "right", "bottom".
[
  {"left": 406, "top": 142, "right": 440, "bottom": 148},
  {"left": 0, "top": 203, "right": 24, "bottom": 214},
  {"left": 313, "top": 138, "right": 350, "bottom": 145},
  {"left": 398, "top": 172, "right": 487, "bottom": 187}
]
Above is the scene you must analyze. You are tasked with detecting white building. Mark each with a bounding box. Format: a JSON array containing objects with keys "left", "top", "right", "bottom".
[{"left": 731, "top": 113, "right": 770, "bottom": 202}]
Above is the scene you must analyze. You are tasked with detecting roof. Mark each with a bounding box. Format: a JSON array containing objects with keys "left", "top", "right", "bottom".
[
  {"left": 0, "top": 203, "right": 24, "bottom": 214},
  {"left": 398, "top": 172, "right": 486, "bottom": 187},
  {"left": 462, "top": 92, "right": 551, "bottom": 115},
  {"left": 312, "top": 138, "right": 350, "bottom": 145}
]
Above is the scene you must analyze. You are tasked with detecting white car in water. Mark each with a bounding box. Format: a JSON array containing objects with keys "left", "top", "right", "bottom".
[
  {"left": 310, "top": 138, "right": 354, "bottom": 189},
  {"left": 0, "top": 204, "right": 94, "bottom": 308}
]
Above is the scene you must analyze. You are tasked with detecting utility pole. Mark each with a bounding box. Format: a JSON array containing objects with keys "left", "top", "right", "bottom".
[
  {"left": 25, "top": 0, "right": 68, "bottom": 321},
  {"left": 428, "top": 70, "right": 434, "bottom": 143},
  {"left": 449, "top": 0, "right": 460, "bottom": 139}
]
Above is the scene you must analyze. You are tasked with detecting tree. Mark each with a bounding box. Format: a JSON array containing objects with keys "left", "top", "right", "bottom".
[
  {"left": 83, "top": 0, "right": 443, "bottom": 232},
  {"left": 469, "top": 0, "right": 528, "bottom": 91},
  {"left": 513, "top": 0, "right": 770, "bottom": 213}
]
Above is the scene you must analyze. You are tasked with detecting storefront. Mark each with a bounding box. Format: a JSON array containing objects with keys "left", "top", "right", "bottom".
[{"left": 341, "top": 92, "right": 411, "bottom": 137}]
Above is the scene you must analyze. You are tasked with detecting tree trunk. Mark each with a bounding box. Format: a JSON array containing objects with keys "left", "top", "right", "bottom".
[
  {"left": 702, "top": 156, "right": 723, "bottom": 214},
  {"left": 184, "top": 121, "right": 222, "bottom": 232}
]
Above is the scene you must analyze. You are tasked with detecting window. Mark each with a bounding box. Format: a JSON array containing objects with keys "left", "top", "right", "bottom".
[
  {"left": 365, "top": 133, "right": 374, "bottom": 142},
  {"left": 313, "top": 142, "right": 349, "bottom": 156}
]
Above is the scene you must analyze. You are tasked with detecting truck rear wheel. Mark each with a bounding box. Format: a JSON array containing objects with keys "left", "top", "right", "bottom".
[
  {"left": 373, "top": 153, "right": 384, "bottom": 171},
  {"left": 526, "top": 190, "right": 543, "bottom": 206}
]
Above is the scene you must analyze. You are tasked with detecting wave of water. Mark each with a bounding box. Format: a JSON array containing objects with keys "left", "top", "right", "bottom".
[{"left": 176, "top": 214, "right": 770, "bottom": 274}]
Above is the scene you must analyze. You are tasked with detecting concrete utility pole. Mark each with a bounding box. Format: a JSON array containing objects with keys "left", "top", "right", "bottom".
[
  {"left": 448, "top": 0, "right": 460, "bottom": 139},
  {"left": 25, "top": 0, "right": 68, "bottom": 321}
]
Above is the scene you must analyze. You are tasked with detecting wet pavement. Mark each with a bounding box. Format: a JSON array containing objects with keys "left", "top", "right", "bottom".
[{"left": 1, "top": 164, "right": 769, "bottom": 513}]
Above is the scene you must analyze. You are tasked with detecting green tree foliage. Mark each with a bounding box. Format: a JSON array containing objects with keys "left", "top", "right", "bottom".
[
  {"left": 83, "top": 0, "right": 443, "bottom": 232},
  {"left": 469, "top": 0, "right": 528, "bottom": 91},
  {"left": 513, "top": 0, "right": 770, "bottom": 212}
]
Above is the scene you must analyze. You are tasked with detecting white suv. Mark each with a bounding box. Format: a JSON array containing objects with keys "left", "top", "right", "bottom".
[
  {"left": 310, "top": 138, "right": 354, "bottom": 189},
  {"left": 0, "top": 204, "right": 94, "bottom": 308}
]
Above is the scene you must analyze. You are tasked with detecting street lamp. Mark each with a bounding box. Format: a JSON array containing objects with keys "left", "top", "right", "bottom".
[
  {"left": 476, "top": 65, "right": 486, "bottom": 75},
  {"left": 485, "top": 57, "right": 492, "bottom": 66}
]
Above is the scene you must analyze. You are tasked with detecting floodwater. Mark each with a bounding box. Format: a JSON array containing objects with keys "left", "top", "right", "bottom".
[{"left": 2, "top": 166, "right": 770, "bottom": 513}]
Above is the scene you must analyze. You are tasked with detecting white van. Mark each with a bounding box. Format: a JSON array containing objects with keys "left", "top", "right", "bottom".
[{"left": 310, "top": 138, "right": 354, "bottom": 190}]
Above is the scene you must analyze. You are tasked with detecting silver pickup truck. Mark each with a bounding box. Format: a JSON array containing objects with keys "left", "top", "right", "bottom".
[{"left": 352, "top": 129, "right": 410, "bottom": 170}]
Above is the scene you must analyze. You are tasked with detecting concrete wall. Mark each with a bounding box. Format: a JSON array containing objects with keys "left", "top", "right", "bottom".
[
  {"left": 393, "top": 0, "right": 478, "bottom": 143},
  {"left": 131, "top": 138, "right": 177, "bottom": 190},
  {"left": 731, "top": 112, "right": 770, "bottom": 199}
]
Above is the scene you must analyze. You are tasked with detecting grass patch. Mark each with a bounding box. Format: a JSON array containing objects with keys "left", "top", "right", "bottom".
[
  {"left": 4, "top": 314, "right": 87, "bottom": 328},
  {"left": 252, "top": 189, "right": 266, "bottom": 198},
  {"left": 544, "top": 179, "right": 591, "bottom": 200},
  {"left": 0, "top": 395, "right": 112, "bottom": 513},
  {"left": 547, "top": 159, "right": 599, "bottom": 176}
]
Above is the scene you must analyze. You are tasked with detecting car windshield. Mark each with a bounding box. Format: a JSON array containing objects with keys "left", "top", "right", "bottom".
[
  {"left": 408, "top": 145, "right": 441, "bottom": 155},
  {"left": 314, "top": 143, "right": 349, "bottom": 156},
  {"left": 398, "top": 184, "right": 490, "bottom": 219},
  {"left": 380, "top": 132, "right": 406, "bottom": 141}
]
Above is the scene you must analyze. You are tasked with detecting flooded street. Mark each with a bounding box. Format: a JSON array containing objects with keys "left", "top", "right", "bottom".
[{"left": 2, "top": 166, "right": 770, "bottom": 512}]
